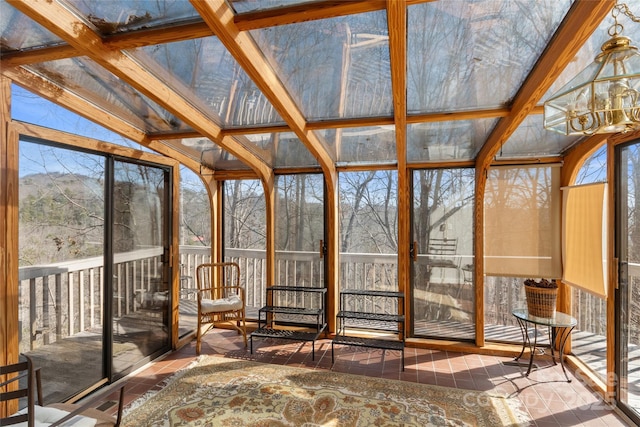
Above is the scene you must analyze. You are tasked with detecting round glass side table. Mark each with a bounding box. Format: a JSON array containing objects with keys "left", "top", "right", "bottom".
[{"left": 512, "top": 308, "right": 577, "bottom": 382}]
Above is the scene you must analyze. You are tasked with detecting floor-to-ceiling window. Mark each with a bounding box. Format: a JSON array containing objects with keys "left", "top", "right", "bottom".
[
  {"left": 275, "top": 174, "right": 325, "bottom": 289},
  {"left": 411, "top": 168, "right": 474, "bottom": 340},
  {"left": 224, "top": 179, "right": 266, "bottom": 318},
  {"left": 178, "top": 167, "right": 211, "bottom": 337},
  {"left": 570, "top": 147, "right": 609, "bottom": 382},
  {"left": 338, "top": 170, "right": 398, "bottom": 302},
  {"left": 617, "top": 140, "right": 640, "bottom": 423}
]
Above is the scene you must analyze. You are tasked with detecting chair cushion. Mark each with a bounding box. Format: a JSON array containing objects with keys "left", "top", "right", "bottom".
[
  {"left": 201, "top": 294, "right": 242, "bottom": 314},
  {"left": 15, "top": 405, "right": 97, "bottom": 426}
]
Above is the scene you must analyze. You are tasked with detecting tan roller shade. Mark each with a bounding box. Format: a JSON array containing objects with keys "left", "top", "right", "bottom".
[
  {"left": 484, "top": 165, "right": 562, "bottom": 278},
  {"left": 562, "top": 182, "right": 607, "bottom": 298}
]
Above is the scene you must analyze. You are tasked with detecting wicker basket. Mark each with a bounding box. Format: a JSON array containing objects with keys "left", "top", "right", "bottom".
[{"left": 524, "top": 284, "right": 557, "bottom": 318}]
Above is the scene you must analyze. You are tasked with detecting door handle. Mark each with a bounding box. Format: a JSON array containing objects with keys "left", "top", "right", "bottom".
[
  {"left": 319, "top": 240, "right": 326, "bottom": 259},
  {"left": 411, "top": 241, "right": 418, "bottom": 261}
]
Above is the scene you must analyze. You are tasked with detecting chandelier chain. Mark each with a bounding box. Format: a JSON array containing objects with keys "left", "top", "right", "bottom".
[{"left": 615, "top": 3, "right": 640, "bottom": 23}]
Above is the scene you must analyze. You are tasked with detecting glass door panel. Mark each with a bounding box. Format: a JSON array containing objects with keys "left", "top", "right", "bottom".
[
  {"left": 18, "top": 139, "right": 106, "bottom": 402},
  {"left": 617, "top": 141, "right": 640, "bottom": 422},
  {"left": 411, "top": 168, "right": 475, "bottom": 340},
  {"left": 112, "top": 160, "right": 170, "bottom": 377}
]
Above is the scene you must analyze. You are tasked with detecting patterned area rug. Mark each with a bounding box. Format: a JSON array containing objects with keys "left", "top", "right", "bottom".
[{"left": 122, "top": 356, "right": 527, "bottom": 426}]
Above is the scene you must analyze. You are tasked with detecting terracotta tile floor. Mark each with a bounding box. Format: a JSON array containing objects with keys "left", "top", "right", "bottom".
[{"left": 113, "top": 329, "right": 634, "bottom": 426}]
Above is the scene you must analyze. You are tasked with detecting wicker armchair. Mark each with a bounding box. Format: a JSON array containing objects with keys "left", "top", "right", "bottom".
[{"left": 195, "top": 262, "right": 247, "bottom": 354}]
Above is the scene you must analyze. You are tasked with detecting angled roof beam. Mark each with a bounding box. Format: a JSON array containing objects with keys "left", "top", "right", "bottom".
[
  {"left": 476, "top": 0, "right": 615, "bottom": 171},
  {"left": 7, "top": 0, "right": 272, "bottom": 183},
  {"left": 191, "top": 0, "right": 336, "bottom": 179}
]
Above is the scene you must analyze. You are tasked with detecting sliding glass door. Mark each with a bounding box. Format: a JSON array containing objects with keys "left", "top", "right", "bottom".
[
  {"left": 616, "top": 141, "right": 640, "bottom": 423},
  {"left": 18, "top": 138, "right": 173, "bottom": 400},
  {"left": 111, "top": 159, "right": 171, "bottom": 378}
]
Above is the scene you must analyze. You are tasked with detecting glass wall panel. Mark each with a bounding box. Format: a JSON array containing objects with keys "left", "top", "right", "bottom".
[
  {"left": 571, "top": 147, "right": 608, "bottom": 384},
  {"left": 112, "top": 160, "right": 170, "bottom": 377},
  {"left": 339, "top": 170, "right": 398, "bottom": 325},
  {"left": 19, "top": 139, "right": 105, "bottom": 402},
  {"left": 250, "top": 11, "right": 392, "bottom": 121},
  {"left": 178, "top": 167, "right": 211, "bottom": 337},
  {"left": 275, "top": 174, "right": 325, "bottom": 288},
  {"left": 407, "top": 0, "right": 571, "bottom": 114},
  {"left": 617, "top": 141, "right": 640, "bottom": 421},
  {"left": 411, "top": 168, "right": 474, "bottom": 340},
  {"left": 224, "top": 180, "right": 266, "bottom": 318}
]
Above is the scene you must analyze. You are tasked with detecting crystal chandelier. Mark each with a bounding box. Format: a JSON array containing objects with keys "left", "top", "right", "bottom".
[{"left": 544, "top": 3, "right": 640, "bottom": 135}]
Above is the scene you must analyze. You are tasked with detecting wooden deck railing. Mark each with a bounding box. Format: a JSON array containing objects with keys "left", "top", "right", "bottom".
[{"left": 18, "top": 246, "right": 640, "bottom": 352}]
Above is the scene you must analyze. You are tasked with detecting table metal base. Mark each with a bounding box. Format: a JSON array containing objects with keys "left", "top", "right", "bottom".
[{"left": 514, "top": 317, "right": 575, "bottom": 382}]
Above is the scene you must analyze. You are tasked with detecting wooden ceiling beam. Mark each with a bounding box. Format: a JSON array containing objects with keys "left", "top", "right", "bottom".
[
  {"left": 147, "top": 107, "right": 521, "bottom": 140},
  {"left": 234, "top": 0, "right": 386, "bottom": 31},
  {"left": 476, "top": 0, "right": 615, "bottom": 172},
  {"left": 7, "top": 0, "right": 272, "bottom": 182},
  {"left": 191, "top": 0, "right": 336, "bottom": 177},
  {"left": 234, "top": 0, "right": 433, "bottom": 31}
]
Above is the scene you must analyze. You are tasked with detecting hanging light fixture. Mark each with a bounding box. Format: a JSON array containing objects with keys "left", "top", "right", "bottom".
[{"left": 544, "top": 3, "right": 640, "bottom": 135}]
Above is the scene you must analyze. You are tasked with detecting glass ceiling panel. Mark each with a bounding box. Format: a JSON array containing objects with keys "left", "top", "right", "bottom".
[
  {"left": 0, "top": 1, "right": 65, "bottom": 52},
  {"left": 407, "top": 118, "right": 498, "bottom": 163},
  {"left": 542, "top": 0, "right": 640, "bottom": 103},
  {"left": 250, "top": 11, "right": 392, "bottom": 121},
  {"left": 180, "top": 138, "right": 251, "bottom": 171},
  {"left": 498, "top": 114, "right": 583, "bottom": 159},
  {"left": 128, "top": 37, "right": 285, "bottom": 128},
  {"left": 61, "top": 0, "right": 201, "bottom": 36},
  {"left": 229, "top": 0, "right": 318, "bottom": 14},
  {"left": 24, "top": 57, "right": 189, "bottom": 133},
  {"left": 244, "top": 132, "right": 318, "bottom": 169},
  {"left": 407, "top": 0, "right": 572, "bottom": 114},
  {"left": 318, "top": 126, "right": 396, "bottom": 165}
]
